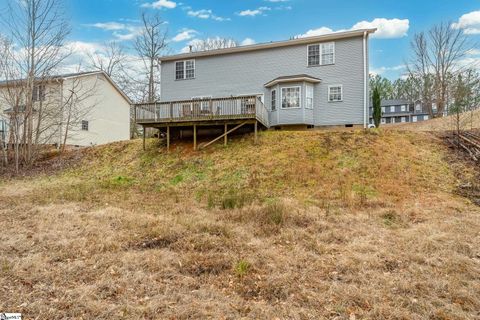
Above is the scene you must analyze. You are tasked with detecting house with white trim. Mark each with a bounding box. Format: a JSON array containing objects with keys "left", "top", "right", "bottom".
[{"left": 0, "top": 71, "right": 131, "bottom": 147}]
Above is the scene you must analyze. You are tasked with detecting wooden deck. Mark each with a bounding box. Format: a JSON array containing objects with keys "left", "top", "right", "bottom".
[
  {"left": 133, "top": 95, "right": 269, "bottom": 128},
  {"left": 133, "top": 95, "right": 269, "bottom": 150}
]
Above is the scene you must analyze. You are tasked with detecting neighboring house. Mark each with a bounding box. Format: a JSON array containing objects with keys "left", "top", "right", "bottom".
[
  {"left": 0, "top": 71, "right": 131, "bottom": 147},
  {"left": 369, "top": 99, "right": 430, "bottom": 125},
  {"left": 134, "top": 29, "right": 376, "bottom": 149}
]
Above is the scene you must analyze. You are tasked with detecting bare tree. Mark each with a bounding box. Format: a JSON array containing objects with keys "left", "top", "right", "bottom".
[
  {"left": 189, "top": 37, "right": 238, "bottom": 52},
  {"left": 408, "top": 22, "right": 473, "bottom": 117},
  {"left": 134, "top": 12, "right": 167, "bottom": 103},
  {"left": 88, "top": 41, "right": 126, "bottom": 78},
  {"left": 0, "top": 0, "right": 70, "bottom": 166}
]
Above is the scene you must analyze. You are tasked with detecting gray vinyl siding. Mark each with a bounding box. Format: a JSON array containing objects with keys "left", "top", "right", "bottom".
[{"left": 161, "top": 36, "right": 368, "bottom": 126}]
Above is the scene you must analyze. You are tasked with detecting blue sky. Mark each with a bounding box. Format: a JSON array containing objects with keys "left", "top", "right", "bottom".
[{"left": 14, "top": 1, "right": 480, "bottom": 79}]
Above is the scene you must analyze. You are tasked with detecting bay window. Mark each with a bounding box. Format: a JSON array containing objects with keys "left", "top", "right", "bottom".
[{"left": 281, "top": 86, "right": 300, "bottom": 108}]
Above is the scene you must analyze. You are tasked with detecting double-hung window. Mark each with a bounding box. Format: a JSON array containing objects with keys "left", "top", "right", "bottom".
[
  {"left": 175, "top": 60, "right": 195, "bottom": 80},
  {"left": 390, "top": 106, "right": 395, "bottom": 113},
  {"left": 328, "top": 85, "right": 343, "bottom": 102},
  {"left": 308, "top": 42, "right": 335, "bottom": 66},
  {"left": 306, "top": 85, "right": 313, "bottom": 109},
  {"left": 281, "top": 87, "right": 300, "bottom": 109},
  {"left": 81, "top": 120, "right": 89, "bottom": 131},
  {"left": 271, "top": 90, "right": 276, "bottom": 111}
]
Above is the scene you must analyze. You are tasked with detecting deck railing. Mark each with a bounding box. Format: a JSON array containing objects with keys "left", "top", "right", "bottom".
[{"left": 134, "top": 95, "right": 269, "bottom": 127}]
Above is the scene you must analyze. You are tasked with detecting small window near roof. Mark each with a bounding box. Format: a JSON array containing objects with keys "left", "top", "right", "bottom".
[
  {"left": 81, "top": 120, "right": 89, "bottom": 131},
  {"left": 175, "top": 60, "right": 195, "bottom": 80},
  {"left": 271, "top": 89, "right": 276, "bottom": 111},
  {"left": 328, "top": 85, "right": 342, "bottom": 102}
]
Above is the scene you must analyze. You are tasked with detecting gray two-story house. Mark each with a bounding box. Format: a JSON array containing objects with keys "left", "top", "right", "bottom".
[
  {"left": 134, "top": 29, "right": 376, "bottom": 149},
  {"left": 369, "top": 99, "right": 430, "bottom": 125}
]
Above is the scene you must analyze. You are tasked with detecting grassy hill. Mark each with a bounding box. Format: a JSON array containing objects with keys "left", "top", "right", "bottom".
[
  {"left": 395, "top": 108, "right": 480, "bottom": 131},
  {"left": 1, "top": 130, "right": 479, "bottom": 319}
]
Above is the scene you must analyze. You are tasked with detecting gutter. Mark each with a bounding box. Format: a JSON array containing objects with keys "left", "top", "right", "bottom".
[{"left": 363, "top": 31, "right": 368, "bottom": 129}]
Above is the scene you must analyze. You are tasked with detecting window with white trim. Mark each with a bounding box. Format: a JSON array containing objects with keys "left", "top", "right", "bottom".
[
  {"left": 415, "top": 103, "right": 421, "bottom": 112},
  {"left": 401, "top": 116, "right": 406, "bottom": 123},
  {"left": 328, "top": 85, "right": 343, "bottom": 102},
  {"left": 33, "top": 85, "right": 46, "bottom": 102},
  {"left": 308, "top": 42, "right": 335, "bottom": 66},
  {"left": 271, "top": 89, "right": 276, "bottom": 111},
  {"left": 306, "top": 85, "right": 313, "bottom": 109},
  {"left": 175, "top": 60, "right": 195, "bottom": 80},
  {"left": 401, "top": 105, "right": 406, "bottom": 112},
  {"left": 281, "top": 86, "right": 300, "bottom": 108},
  {"left": 381, "top": 107, "right": 386, "bottom": 113}
]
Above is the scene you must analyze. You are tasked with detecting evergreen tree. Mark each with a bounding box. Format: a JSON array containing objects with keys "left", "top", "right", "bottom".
[{"left": 372, "top": 86, "right": 382, "bottom": 128}]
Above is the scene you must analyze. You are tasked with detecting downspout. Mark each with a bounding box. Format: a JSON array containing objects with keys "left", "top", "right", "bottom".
[{"left": 363, "top": 31, "right": 368, "bottom": 129}]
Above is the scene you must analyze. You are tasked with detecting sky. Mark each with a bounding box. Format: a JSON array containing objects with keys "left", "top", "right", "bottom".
[{"left": 4, "top": 0, "right": 480, "bottom": 79}]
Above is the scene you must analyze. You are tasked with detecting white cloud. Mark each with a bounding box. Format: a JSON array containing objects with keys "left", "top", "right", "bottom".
[
  {"left": 172, "top": 29, "right": 197, "bottom": 42},
  {"left": 299, "top": 27, "right": 337, "bottom": 38},
  {"left": 241, "top": 38, "right": 256, "bottom": 46},
  {"left": 452, "top": 10, "right": 480, "bottom": 35},
  {"left": 298, "top": 18, "right": 409, "bottom": 39},
  {"left": 467, "top": 49, "right": 480, "bottom": 56},
  {"left": 187, "top": 9, "right": 229, "bottom": 21},
  {"left": 141, "top": 0, "right": 177, "bottom": 9},
  {"left": 238, "top": 6, "right": 271, "bottom": 17},
  {"left": 352, "top": 18, "right": 409, "bottom": 38},
  {"left": 85, "top": 22, "right": 126, "bottom": 31},
  {"left": 370, "top": 65, "right": 405, "bottom": 76},
  {"left": 84, "top": 22, "right": 142, "bottom": 41}
]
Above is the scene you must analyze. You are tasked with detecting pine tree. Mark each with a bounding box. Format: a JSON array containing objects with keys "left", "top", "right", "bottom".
[{"left": 372, "top": 86, "right": 382, "bottom": 128}]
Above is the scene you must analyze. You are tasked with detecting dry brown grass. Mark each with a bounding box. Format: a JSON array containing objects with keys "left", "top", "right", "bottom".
[{"left": 1, "top": 129, "right": 479, "bottom": 319}]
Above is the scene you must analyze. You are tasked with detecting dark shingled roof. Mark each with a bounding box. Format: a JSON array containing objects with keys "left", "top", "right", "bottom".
[{"left": 381, "top": 99, "right": 411, "bottom": 107}]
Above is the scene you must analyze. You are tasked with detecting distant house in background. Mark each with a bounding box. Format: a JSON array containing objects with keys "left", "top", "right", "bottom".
[
  {"left": 369, "top": 99, "right": 430, "bottom": 125},
  {"left": 0, "top": 71, "right": 131, "bottom": 147}
]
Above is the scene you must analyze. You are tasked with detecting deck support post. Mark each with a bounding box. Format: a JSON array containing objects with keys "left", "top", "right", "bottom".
[
  {"left": 254, "top": 120, "right": 258, "bottom": 144},
  {"left": 224, "top": 123, "right": 228, "bottom": 146},
  {"left": 166, "top": 125, "right": 170, "bottom": 151},
  {"left": 142, "top": 126, "right": 146, "bottom": 151},
  {"left": 193, "top": 124, "right": 197, "bottom": 151}
]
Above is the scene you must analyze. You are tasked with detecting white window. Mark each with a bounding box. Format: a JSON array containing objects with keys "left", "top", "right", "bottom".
[
  {"left": 390, "top": 106, "right": 395, "bottom": 112},
  {"left": 401, "top": 105, "right": 406, "bottom": 112},
  {"left": 81, "top": 120, "right": 89, "bottom": 131},
  {"left": 431, "top": 103, "right": 437, "bottom": 111},
  {"left": 391, "top": 117, "right": 395, "bottom": 124},
  {"left": 175, "top": 60, "right": 195, "bottom": 80},
  {"left": 381, "top": 107, "right": 386, "bottom": 113},
  {"left": 415, "top": 103, "right": 421, "bottom": 112},
  {"left": 412, "top": 116, "right": 418, "bottom": 122},
  {"left": 424, "top": 115, "right": 429, "bottom": 120},
  {"left": 306, "top": 85, "right": 313, "bottom": 109},
  {"left": 308, "top": 42, "right": 335, "bottom": 66},
  {"left": 281, "top": 86, "right": 301, "bottom": 108},
  {"left": 328, "top": 85, "right": 343, "bottom": 102},
  {"left": 381, "top": 118, "right": 386, "bottom": 124},
  {"left": 271, "top": 90, "right": 276, "bottom": 111},
  {"left": 401, "top": 116, "right": 406, "bottom": 123}
]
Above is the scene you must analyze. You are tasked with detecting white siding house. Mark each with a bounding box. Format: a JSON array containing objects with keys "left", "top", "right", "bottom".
[{"left": 0, "top": 71, "right": 131, "bottom": 147}]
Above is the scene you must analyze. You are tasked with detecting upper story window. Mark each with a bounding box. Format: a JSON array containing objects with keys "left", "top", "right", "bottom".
[
  {"left": 390, "top": 106, "right": 395, "bottom": 112},
  {"left": 328, "top": 85, "right": 343, "bottom": 102},
  {"left": 415, "top": 103, "right": 421, "bottom": 112},
  {"left": 401, "top": 105, "right": 406, "bottom": 112},
  {"left": 308, "top": 42, "right": 335, "bottom": 66},
  {"left": 306, "top": 85, "right": 313, "bottom": 109},
  {"left": 32, "top": 85, "right": 45, "bottom": 102},
  {"left": 175, "top": 60, "right": 195, "bottom": 80},
  {"left": 271, "top": 90, "right": 276, "bottom": 111},
  {"left": 281, "top": 86, "right": 300, "bottom": 109}
]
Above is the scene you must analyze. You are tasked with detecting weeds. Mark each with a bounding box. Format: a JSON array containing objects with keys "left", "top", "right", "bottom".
[{"left": 234, "top": 259, "right": 251, "bottom": 277}]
